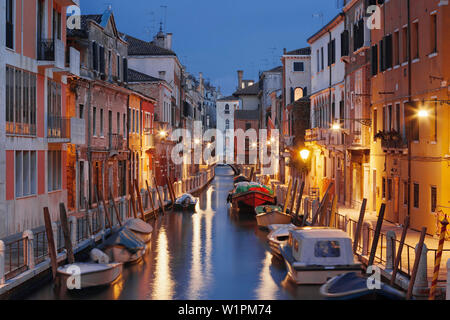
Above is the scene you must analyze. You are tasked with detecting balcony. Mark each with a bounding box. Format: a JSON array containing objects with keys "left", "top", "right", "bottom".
[
  {"left": 109, "top": 134, "right": 124, "bottom": 151},
  {"left": 47, "top": 116, "right": 70, "bottom": 143},
  {"left": 65, "top": 47, "right": 80, "bottom": 77},
  {"left": 143, "top": 130, "right": 155, "bottom": 150},
  {"left": 37, "top": 39, "right": 65, "bottom": 69},
  {"left": 375, "top": 131, "right": 407, "bottom": 152}
]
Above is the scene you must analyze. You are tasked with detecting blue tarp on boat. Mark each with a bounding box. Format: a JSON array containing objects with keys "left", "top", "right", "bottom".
[{"left": 103, "top": 227, "right": 145, "bottom": 254}]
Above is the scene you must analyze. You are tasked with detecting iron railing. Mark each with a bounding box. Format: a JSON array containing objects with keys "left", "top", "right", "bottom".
[
  {"left": 109, "top": 133, "right": 124, "bottom": 151},
  {"left": 4, "top": 238, "right": 28, "bottom": 281},
  {"left": 47, "top": 116, "right": 70, "bottom": 139},
  {"left": 37, "top": 39, "right": 55, "bottom": 61}
]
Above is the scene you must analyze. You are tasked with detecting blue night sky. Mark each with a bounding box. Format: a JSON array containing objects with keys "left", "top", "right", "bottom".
[{"left": 80, "top": 0, "right": 341, "bottom": 96}]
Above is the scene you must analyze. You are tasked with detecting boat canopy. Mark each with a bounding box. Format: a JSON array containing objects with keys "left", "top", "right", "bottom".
[{"left": 289, "top": 228, "right": 355, "bottom": 266}]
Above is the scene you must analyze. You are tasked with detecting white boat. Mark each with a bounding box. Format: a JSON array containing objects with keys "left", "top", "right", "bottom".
[
  {"left": 57, "top": 262, "right": 122, "bottom": 290},
  {"left": 267, "top": 224, "right": 297, "bottom": 260},
  {"left": 256, "top": 205, "right": 292, "bottom": 229},
  {"left": 280, "top": 227, "right": 362, "bottom": 285},
  {"left": 124, "top": 218, "right": 153, "bottom": 243},
  {"left": 101, "top": 227, "right": 146, "bottom": 264}
]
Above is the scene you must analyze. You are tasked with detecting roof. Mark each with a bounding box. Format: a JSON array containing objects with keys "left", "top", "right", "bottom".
[
  {"left": 234, "top": 82, "right": 260, "bottom": 96},
  {"left": 127, "top": 69, "right": 163, "bottom": 83},
  {"left": 235, "top": 110, "right": 259, "bottom": 120},
  {"left": 265, "top": 66, "right": 283, "bottom": 73},
  {"left": 285, "top": 47, "right": 311, "bottom": 56},
  {"left": 307, "top": 13, "right": 345, "bottom": 44},
  {"left": 67, "top": 14, "right": 103, "bottom": 37},
  {"left": 217, "top": 95, "right": 239, "bottom": 102},
  {"left": 291, "top": 228, "right": 351, "bottom": 240},
  {"left": 121, "top": 33, "right": 177, "bottom": 57}
]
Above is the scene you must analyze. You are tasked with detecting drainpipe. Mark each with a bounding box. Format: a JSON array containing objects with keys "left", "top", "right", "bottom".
[{"left": 407, "top": 0, "right": 412, "bottom": 219}]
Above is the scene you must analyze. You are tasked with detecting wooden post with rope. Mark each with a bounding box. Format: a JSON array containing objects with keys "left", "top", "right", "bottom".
[
  {"left": 145, "top": 180, "right": 156, "bottom": 216},
  {"left": 109, "top": 191, "right": 122, "bottom": 227},
  {"left": 390, "top": 216, "right": 410, "bottom": 286},
  {"left": 407, "top": 227, "right": 427, "bottom": 300},
  {"left": 353, "top": 199, "right": 367, "bottom": 255},
  {"left": 368, "top": 203, "right": 386, "bottom": 267},
  {"left": 283, "top": 179, "right": 293, "bottom": 214},
  {"left": 154, "top": 177, "right": 166, "bottom": 215},
  {"left": 134, "top": 179, "right": 146, "bottom": 221},
  {"left": 429, "top": 218, "right": 449, "bottom": 300},
  {"left": 42, "top": 207, "right": 58, "bottom": 280},
  {"left": 289, "top": 179, "right": 299, "bottom": 215},
  {"left": 294, "top": 181, "right": 305, "bottom": 225},
  {"left": 128, "top": 181, "right": 138, "bottom": 219}
]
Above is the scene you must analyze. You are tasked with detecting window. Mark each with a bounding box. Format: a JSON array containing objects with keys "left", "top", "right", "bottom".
[
  {"left": 430, "top": 14, "right": 437, "bottom": 54},
  {"left": 6, "top": 0, "right": 14, "bottom": 49},
  {"left": 328, "top": 39, "right": 336, "bottom": 66},
  {"left": 388, "top": 179, "right": 392, "bottom": 201},
  {"left": 316, "top": 49, "right": 320, "bottom": 72},
  {"left": 403, "top": 181, "right": 408, "bottom": 205},
  {"left": 123, "top": 58, "right": 128, "bottom": 82},
  {"left": 341, "top": 30, "right": 349, "bottom": 57},
  {"left": 394, "top": 31, "right": 400, "bottom": 66},
  {"left": 52, "top": 9, "right": 61, "bottom": 40},
  {"left": 353, "top": 19, "right": 364, "bottom": 52},
  {"left": 47, "top": 80, "right": 62, "bottom": 138},
  {"left": 395, "top": 103, "right": 400, "bottom": 132},
  {"left": 93, "top": 107, "right": 97, "bottom": 136},
  {"left": 48, "top": 150, "right": 62, "bottom": 192},
  {"left": 15, "top": 151, "right": 37, "bottom": 198},
  {"left": 6, "top": 66, "right": 37, "bottom": 136},
  {"left": 100, "top": 108, "right": 104, "bottom": 137},
  {"left": 382, "top": 177, "right": 386, "bottom": 199},
  {"left": 412, "top": 21, "right": 419, "bottom": 59},
  {"left": 225, "top": 104, "right": 230, "bottom": 114},
  {"left": 123, "top": 114, "right": 126, "bottom": 137},
  {"left": 373, "top": 109, "right": 378, "bottom": 140},
  {"left": 117, "top": 112, "right": 120, "bottom": 134},
  {"left": 314, "top": 241, "right": 341, "bottom": 258},
  {"left": 382, "top": 106, "right": 387, "bottom": 131},
  {"left": 294, "top": 88, "right": 304, "bottom": 101},
  {"left": 225, "top": 119, "right": 230, "bottom": 130},
  {"left": 413, "top": 183, "right": 419, "bottom": 209},
  {"left": 92, "top": 42, "right": 99, "bottom": 72},
  {"left": 388, "top": 105, "right": 393, "bottom": 131},
  {"left": 245, "top": 123, "right": 251, "bottom": 130},
  {"left": 79, "top": 105, "right": 84, "bottom": 119},
  {"left": 117, "top": 55, "right": 121, "bottom": 78},
  {"left": 431, "top": 186, "right": 437, "bottom": 213},
  {"left": 293, "top": 62, "right": 304, "bottom": 72},
  {"left": 321, "top": 47, "right": 324, "bottom": 70},
  {"left": 371, "top": 45, "right": 378, "bottom": 76},
  {"left": 402, "top": 27, "right": 408, "bottom": 63}
]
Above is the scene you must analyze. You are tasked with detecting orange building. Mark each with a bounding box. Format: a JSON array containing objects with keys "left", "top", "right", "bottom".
[{"left": 370, "top": 0, "right": 450, "bottom": 234}]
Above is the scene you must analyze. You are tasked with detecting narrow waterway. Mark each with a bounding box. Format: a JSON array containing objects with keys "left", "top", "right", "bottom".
[{"left": 25, "top": 167, "right": 322, "bottom": 300}]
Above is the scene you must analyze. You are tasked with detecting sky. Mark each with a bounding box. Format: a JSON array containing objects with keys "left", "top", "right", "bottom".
[{"left": 80, "top": 0, "right": 342, "bottom": 96}]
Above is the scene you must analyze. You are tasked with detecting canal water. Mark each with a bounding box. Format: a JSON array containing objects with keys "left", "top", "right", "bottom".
[{"left": 25, "top": 166, "right": 322, "bottom": 300}]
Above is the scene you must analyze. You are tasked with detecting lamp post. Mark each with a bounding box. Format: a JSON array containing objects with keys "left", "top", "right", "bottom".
[{"left": 299, "top": 148, "right": 311, "bottom": 184}]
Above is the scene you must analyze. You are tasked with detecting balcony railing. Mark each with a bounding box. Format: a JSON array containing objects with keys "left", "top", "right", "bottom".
[
  {"left": 375, "top": 131, "right": 407, "bottom": 150},
  {"left": 6, "top": 122, "right": 36, "bottom": 136},
  {"left": 38, "top": 39, "right": 55, "bottom": 61},
  {"left": 109, "top": 133, "right": 124, "bottom": 151},
  {"left": 47, "top": 116, "right": 70, "bottom": 141}
]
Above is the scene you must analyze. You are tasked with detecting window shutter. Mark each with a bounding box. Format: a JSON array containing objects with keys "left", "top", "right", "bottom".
[
  {"left": 379, "top": 39, "right": 385, "bottom": 72},
  {"left": 341, "top": 30, "right": 349, "bottom": 57},
  {"left": 331, "top": 39, "right": 336, "bottom": 64},
  {"left": 92, "top": 42, "right": 98, "bottom": 71},
  {"left": 386, "top": 34, "right": 393, "bottom": 69},
  {"left": 371, "top": 44, "right": 378, "bottom": 76},
  {"left": 99, "top": 46, "right": 105, "bottom": 75},
  {"left": 123, "top": 58, "right": 128, "bottom": 83},
  {"left": 327, "top": 42, "right": 332, "bottom": 66}
]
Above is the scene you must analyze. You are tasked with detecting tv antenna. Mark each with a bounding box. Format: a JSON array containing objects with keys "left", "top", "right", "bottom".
[
  {"left": 312, "top": 12, "right": 324, "bottom": 26},
  {"left": 160, "top": 5, "right": 168, "bottom": 32}
]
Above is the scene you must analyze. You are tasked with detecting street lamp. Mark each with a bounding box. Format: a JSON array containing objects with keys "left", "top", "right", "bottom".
[
  {"left": 417, "top": 110, "right": 429, "bottom": 118},
  {"left": 159, "top": 130, "right": 167, "bottom": 139},
  {"left": 300, "top": 149, "right": 310, "bottom": 162}
]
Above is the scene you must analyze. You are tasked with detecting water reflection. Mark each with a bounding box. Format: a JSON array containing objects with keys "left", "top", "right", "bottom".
[
  {"left": 152, "top": 227, "right": 175, "bottom": 300},
  {"left": 255, "top": 252, "right": 279, "bottom": 300}
]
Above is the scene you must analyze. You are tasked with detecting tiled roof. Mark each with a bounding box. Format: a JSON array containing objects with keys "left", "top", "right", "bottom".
[
  {"left": 121, "top": 33, "right": 177, "bottom": 56},
  {"left": 217, "top": 95, "right": 239, "bottom": 102},
  {"left": 127, "top": 69, "right": 162, "bottom": 83},
  {"left": 234, "top": 82, "right": 260, "bottom": 96},
  {"left": 67, "top": 14, "right": 103, "bottom": 37},
  {"left": 285, "top": 47, "right": 311, "bottom": 56},
  {"left": 235, "top": 110, "right": 259, "bottom": 120}
]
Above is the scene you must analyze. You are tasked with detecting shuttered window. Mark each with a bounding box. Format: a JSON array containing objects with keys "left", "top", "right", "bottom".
[
  {"left": 371, "top": 44, "right": 378, "bottom": 76},
  {"left": 99, "top": 45, "right": 105, "bottom": 75},
  {"left": 92, "top": 42, "right": 99, "bottom": 71},
  {"left": 123, "top": 58, "right": 128, "bottom": 82},
  {"left": 341, "top": 30, "right": 349, "bottom": 57}
]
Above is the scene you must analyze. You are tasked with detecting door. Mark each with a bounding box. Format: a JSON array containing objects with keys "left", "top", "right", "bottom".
[{"left": 373, "top": 170, "right": 377, "bottom": 212}]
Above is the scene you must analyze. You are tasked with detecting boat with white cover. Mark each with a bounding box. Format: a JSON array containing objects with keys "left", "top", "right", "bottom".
[
  {"left": 100, "top": 227, "right": 146, "bottom": 264},
  {"left": 57, "top": 262, "right": 123, "bottom": 290},
  {"left": 174, "top": 194, "right": 198, "bottom": 211},
  {"left": 280, "top": 227, "right": 362, "bottom": 285},
  {"left": 256, "top": 205, "right": 292, "bottom": 229},
  {"left": 267, "top": 224, "right": 297, "bottom": 260},
  {"left": 124, "top": 218, "right": 153, "bottom": 243}
]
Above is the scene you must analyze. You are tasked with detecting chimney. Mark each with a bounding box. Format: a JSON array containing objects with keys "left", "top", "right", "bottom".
[
  {"left": 166, "top": 33, "right": 173, "bottom": 50},
  {"left": 283, "top": 48, "right": 287, "bottom": 54},
  {"left": 237, "top": 70, "right": 243, "bottom": 90}
]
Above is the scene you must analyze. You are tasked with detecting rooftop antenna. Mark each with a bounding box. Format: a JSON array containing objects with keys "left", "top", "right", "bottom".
[
  {"left": 104, "top": 3, "right": 113, "bottom": 11},
  {"left": 312, "top": 12, "right": 324, "bottom": 26},
  {"left": 160, "top": 5, "right": 168, "bottom": 32}
]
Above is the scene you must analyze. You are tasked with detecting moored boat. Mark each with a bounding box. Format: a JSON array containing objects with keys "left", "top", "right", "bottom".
[
  {"left": 100, "top": 227, "right": 146, "bottom": 264},
  {"left": 57, "top": 262, "right": 123, "bottom": 290},
  {"left": 230, "top": 182, "right": 276, "bottom": 213},
  {"left": 124, "top": 218, "right": 153, "bottom": 243},
  {"left": 320, "top": 272, "right": 406, "bottom": 300},
  {"left": 267, "top": 224, "right": 297, "bottom": 260},
  {"left": 174, "top": 193, "right": 198, "bottom": 211},
  {"left": 255, "top": 205, "right": 292, "bottom": 229},
  {"left": 280, "top": 227, "right": 362, "bottom": 285}
]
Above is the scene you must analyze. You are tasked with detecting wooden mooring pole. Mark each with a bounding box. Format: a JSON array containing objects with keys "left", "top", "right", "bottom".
[
  {"left": 109, "top": 191, "right": 123, "bottom": 227},
  {"left": 390, "top": 215, "right": 410, "bottom": 286},
  {"left": 59, "top": 203, "right": 75, "bottom": 265},
  {"left": 368, "top": 203, "right": 386, "bottom": 267},
  {"left": 282, "top": 179, "right": 293, "bottom": 214},
  {"left": 289, "top": 179, "right": 299, "bottom": 215},
  {"left": 429, "top": 218, "right": 448, "bottom": 300},
  {"left": 294, "top": 181, "right": 305, "bottom": 225},
  {"left": 353, "top": 199, "right": 367, "bottom": 255},
  {"left": 128, "top": 181, "right": 138, "bottom": 219},
  {"left": 311, "top": 182, "right": 333, "bottom": 226},
  {"left": 42, "top": 207, "right": 58, "bottom": 280},
  {"left": 406, "top": 227, "right": 427, "bottom": 300},
  {"left": 134, "top": 179, "right": 146, "bottom": 221},
  {"left": 154, "top": 177, "right": 166, "bottom": 216},
  {"left": 96, "top": 185, "right": 112, "bottom": 230},
  {"left": 145, "top": 180, "right": 156, "bottom": 216}
]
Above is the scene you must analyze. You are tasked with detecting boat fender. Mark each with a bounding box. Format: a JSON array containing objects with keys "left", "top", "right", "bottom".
[{"left": 90, "top": 248, "right": 110, "bottom": 264}]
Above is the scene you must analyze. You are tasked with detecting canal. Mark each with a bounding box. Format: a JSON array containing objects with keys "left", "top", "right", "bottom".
[{"left": 24, "top": 166, "right": 322, "bottom": 300}]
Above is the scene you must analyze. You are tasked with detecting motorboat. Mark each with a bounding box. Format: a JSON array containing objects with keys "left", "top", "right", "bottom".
[
  {"left": 100, "top": 227, "right": 146, "bottom": 264},
  {"left": 280, "top": 227, "right": 362, "bottom": 285},
  {"left": 267, "top": 224, "right": 297, "bottom": 260},
  {"left": 255, "top": 205, "right": 292, "bottom": 229},
  {"left": 174, "top": 193, "right": 198, "bottom": 211},
  {"left": 230, "top": 182, "right": 276, "bottom": 213},
  {"left": 124, "top": 218, "right": 153, "bottom": 243},
  {"left": 57, "top": 249, "right": 122, "bottom": 290},
  {"left": 320, "top": 272, "right": 406, "bottom": 300}
]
